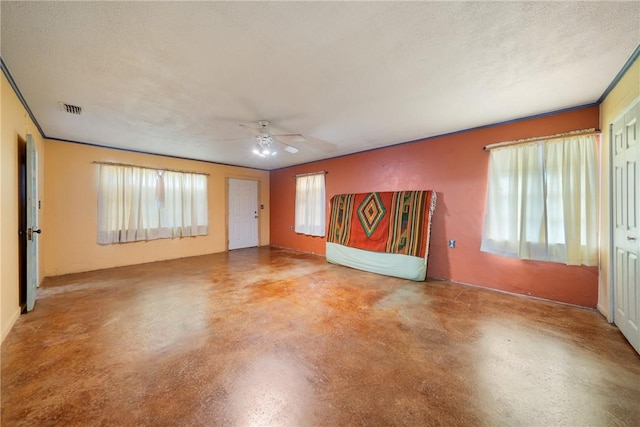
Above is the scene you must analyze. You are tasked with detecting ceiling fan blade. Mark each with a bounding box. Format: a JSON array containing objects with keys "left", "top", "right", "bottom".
[
  {"left": 273, "top": 133, "right": 305, "bottom": 143},
  {"left": 238, "top": 123, "right": 262, "bottom": 138},
  {"left": 302, "top": 135, "right": 339, "bottom": 153},
  {"left": 217, "top": 136, "right": 251, "bottom": 142},
  {"left": 272, "top": 138, "right": 299, "bottom": 154}
]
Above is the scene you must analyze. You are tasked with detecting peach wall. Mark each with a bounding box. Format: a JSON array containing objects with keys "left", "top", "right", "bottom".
[
  {"left": 1, "top": 73, "right": 46, "bottom": 342},
  {"left": 44, "top": 140, "right": 269, "bottom": 276},
  {"left": 598, "top": 56, "right": 640, "bottom": 320},
  {"left": 271, "top": 106, "right": 600, "bottom": 307}
]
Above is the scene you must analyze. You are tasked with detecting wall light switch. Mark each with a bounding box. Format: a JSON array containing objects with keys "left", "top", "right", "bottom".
[{"left": 448, "top": 239, "right": 456, "bottom": 248}]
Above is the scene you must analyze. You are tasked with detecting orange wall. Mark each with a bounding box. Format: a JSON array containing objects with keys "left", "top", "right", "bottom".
[
  {"left": 270, "top": 106, "right": 600, "bottom": 307},
  {"left": 44, "top": 139, "right": 270, "bottom": 276}
]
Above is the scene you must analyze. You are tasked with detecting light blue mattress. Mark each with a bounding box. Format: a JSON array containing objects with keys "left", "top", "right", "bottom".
[{"left": 326, "top": 242, "right": 427, "bottom": 281}]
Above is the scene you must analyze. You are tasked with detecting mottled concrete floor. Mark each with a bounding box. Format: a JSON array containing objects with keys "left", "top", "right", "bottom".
[{"left": 2, "top": 247, "right": 639, "bottom": 426}]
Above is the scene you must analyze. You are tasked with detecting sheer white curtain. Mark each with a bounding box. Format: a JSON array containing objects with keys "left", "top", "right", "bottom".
[
  {"left": 481, "top": 143, "right": 547, "bottom": 260},
  {"left": 295, "top": 172, "right": 326, "bottom": 236},
  {"left": 161, "top": 171, "right": 208, "bottom": 238},
  {"left": 481, "top": 135, "right": 597, "bottom": 265},
  {"left": 545, "top": 135, "right": 598, "bottom": 265},
  {"left": 97, "top": 164, "right": 208, "bottom": 244},
  {"left": 97, "top": 165, "right": 157, "bottom": 243}
]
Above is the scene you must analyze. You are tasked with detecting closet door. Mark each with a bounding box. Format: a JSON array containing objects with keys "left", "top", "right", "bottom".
[{"left": 612, "top": 101, "right": 640, "bottom": 354}]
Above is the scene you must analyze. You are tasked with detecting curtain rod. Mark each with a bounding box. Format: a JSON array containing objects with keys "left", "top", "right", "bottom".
[
  {"left": 295, "top": 171, "right": 328, "bottom": 177},
  {"left": 92, "top": 161, "right": 210, "bottom": 176},
  {"left": 483, "top": 128, "right": 600, "bottom": 151}
]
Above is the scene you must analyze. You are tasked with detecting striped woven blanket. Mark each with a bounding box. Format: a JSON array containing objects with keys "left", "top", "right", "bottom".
[{"left": 327, "top": 191, "right": 437, "bottom": 258}]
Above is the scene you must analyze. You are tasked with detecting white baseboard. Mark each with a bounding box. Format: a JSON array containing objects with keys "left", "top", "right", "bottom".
[{"left": 597, "top": 303, "right": 612, "bottom": 323}]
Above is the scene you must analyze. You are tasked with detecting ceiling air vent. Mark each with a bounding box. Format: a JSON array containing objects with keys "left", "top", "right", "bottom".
[{"left": 59, "top": 102, "right": 82, "bottom": 115}]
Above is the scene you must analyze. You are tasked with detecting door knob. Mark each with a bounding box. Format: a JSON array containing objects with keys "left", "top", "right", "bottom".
[
  {"left": 628, "top": 236, "right": 637, "bottom": 241},
  {"left": 26, "top": 228, "right": 42, "bottom": 241}
]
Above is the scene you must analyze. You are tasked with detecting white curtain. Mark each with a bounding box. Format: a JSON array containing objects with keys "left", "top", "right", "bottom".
[
  {"left": 480, "top": 135, "right": 597, "bottom": 266},
  {"left": 295, "top": 173, "right": 326, "bottom": 236},
  {"left": 97, "top": 165, "right": 208, "bottom": 244},
  {"left": 160, "top": 170, "right": 208, "bottom": 238}
]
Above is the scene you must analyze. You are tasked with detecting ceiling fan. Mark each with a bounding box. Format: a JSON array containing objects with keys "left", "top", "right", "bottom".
[{"left": 239, "top": 120, "right": 303, "bottom": 157}]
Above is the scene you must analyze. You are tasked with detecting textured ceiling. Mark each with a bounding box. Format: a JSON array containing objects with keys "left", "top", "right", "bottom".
[{"left": 1, "top": 1, "right": 639, "bottom": 170}]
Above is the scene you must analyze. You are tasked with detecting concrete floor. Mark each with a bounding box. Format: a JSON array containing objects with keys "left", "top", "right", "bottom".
[{"left": 1, "top": 247, "right": 639, "bottom": 426}]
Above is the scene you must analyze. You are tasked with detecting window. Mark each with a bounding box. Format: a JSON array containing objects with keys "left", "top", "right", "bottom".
[
  {"left": 295, "top": 172, "right": 326, "bottom": 236},
  {"left": 97, "top": 164, "right": 208, "bottom": 244},
  {"left": 480, "top": 135, "right": 597, "bottom": 266}
]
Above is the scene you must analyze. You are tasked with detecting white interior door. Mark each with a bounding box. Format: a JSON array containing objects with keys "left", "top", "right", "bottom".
[
  {"left": 228, "top": 178, "right": 259, "bottom": 250},
  {"left": 26, "top": 134, "right": 40, "bottom": 312},
  {"left": 612, "top": 100, "right": 640, "bottom": 354}
]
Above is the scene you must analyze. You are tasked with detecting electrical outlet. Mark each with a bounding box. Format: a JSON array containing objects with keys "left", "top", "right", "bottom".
[
  {"left": 448, "top": 239, "right": 456, "bottom": 248},
  {"left": 290, "top": 225, "right": 294, "bottom": 231}
]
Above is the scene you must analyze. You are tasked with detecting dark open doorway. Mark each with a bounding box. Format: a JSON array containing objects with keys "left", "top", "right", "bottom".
[{"left": 18, "top": 136, "right": 27, "bottom": 312}]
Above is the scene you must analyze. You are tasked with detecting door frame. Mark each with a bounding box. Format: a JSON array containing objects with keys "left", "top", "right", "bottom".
[
  {"left": 609, "top": 121, "right": 616, "bottom": 321},
  {"left": 226, "top": 177, "right": 260, "bottom": 250}
]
